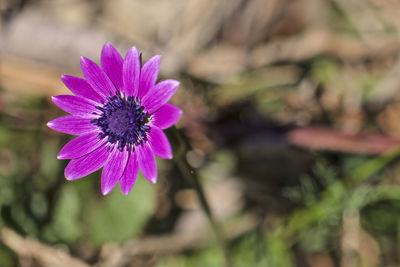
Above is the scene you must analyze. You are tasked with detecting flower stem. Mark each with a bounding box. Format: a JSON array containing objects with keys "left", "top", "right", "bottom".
[{"left": 171, "top": 127, "right": 231, "bottom": 267}]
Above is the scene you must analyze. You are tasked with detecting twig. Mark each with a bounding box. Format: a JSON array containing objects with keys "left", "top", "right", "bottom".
[
  {"left": 171, "top": 127, "right": 232, "bottom": 267},
  {"left": 0, "top": 227, "right": 90, "bottom": 267}
]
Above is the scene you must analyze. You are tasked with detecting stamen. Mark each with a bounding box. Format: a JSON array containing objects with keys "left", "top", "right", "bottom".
[{"left": 93, "top": 94, "right": 151, "bottom": 152}]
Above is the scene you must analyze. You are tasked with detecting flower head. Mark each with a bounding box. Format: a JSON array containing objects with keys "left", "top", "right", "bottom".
[{"left": 47, "top": 44, "right": 182, "bottom": 195}]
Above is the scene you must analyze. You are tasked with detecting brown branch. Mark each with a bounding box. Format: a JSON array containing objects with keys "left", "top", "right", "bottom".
[
  {"left": 287, "top": 126, "right": 400, "bottom": 155},
  {"left": 0, "top": 227, "right": 90, "bottom": 267}
]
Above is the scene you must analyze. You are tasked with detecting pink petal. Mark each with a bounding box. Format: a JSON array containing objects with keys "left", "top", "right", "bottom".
[
  {"left": 142, "top": 79, "right": 179, "bottom": 114},
  {"left": 57, "top": 133, "right": 106, "bottom": 160},
  {"left": 101, "top": 147, "right": 129, "bottom": 195},
  {"left": 61, "top": 75, "right": 103, "bottom": 103},
  {"left": 51, "top": 95, "right": 98, "bottom": 118},
  {"left": 47, "top": 115, "right": 97, "bottom": 135},
  {"left": 101, "top": 43, "right": 124, "bottom": 91},
  {"left": 137, "top": 143, "right": 157, "bottom": 183},
  {"left": 119, "top": 152, "right": 139, "bottom": 195},
  {"left": 148, "top": 126, "right": 172, "bottom": 159},
  {"left": 64, "top": 144, "right": 109, "bottom": 180},
  {"left": 80, "top": 56, "right": 117, "bottom": 98},
  {"left": 123, "top": 46, "right": 141, "bottom": 97},
  {"left": 138, "top": 55, "right": 160, "bottom": 98},
  {"left": 152, "top": 104, "right": 182, "bottom": 129}
]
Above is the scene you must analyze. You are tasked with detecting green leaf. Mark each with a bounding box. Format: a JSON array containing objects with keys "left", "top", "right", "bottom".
[
  {"left": 51, "top": 184, "right": 82, "bottom": 244},
  {"left": 85, "top": 175, "right": 155, "bottom": 246}
]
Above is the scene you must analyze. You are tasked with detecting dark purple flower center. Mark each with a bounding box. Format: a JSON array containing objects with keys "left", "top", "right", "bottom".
[{"left": 91, "top": 95, "right": 150, "bottom": 151}]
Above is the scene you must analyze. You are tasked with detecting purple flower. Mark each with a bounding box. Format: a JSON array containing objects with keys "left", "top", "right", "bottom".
[{"left": 47, "top": 44, "right": 182, "bottom": 195}]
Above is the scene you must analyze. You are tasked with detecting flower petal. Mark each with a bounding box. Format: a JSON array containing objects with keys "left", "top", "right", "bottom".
[
  {"left": 64, "top": 144, "right": 109, "bottom": 180},
  {"left": 119, "top": 152, "right": 139, "bottom": 195},
  {"left": 47, "top": 115, "right": 97, "bottom": 135},
  {"left": 101, "top": 147, "right": 129, "bottom": 195},
  {"left": 152, "top": 104, "right": 182, "bottom": 129},
  {"left": 57, "top": 133, "right": 106, "bottom": 160},
  {"left": 138, "top": 55, "right": 160, "bottom": 98},
  {"left": 123, "top": 46, "right": 141, "bottom": 97},
  {"left": 148, "top": 126, "right": 172, "bottom": 159},
  {"left": 142, "top": 79, "right": 179, "bottom": 114},
  {"left": 80, "top": 56, "right": 116, "bottom": 98},
  {"left": 101, "top": 43, "right": 124, "bottom": 91},
  {"left": 137, "top": 143, "right": 157, "bottom": 183},
  {"left": 61, "top": 75, "right": 103, "bottom": 103},
  {"left": 51, "top": 95, "right": 98, "bottom": 118}
]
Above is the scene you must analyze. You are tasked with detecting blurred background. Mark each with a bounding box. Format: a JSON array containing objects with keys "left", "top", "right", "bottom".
[{"left": 2, "top": 0, "right": 400, "bottom": 266}]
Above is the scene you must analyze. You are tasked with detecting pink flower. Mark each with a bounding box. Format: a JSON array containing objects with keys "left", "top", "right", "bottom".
[{"left": 47, "top": 44, "right": 182, "bottom": 195}]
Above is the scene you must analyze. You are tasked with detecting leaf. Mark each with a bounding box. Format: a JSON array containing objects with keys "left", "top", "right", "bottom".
[
  {"left": 51, "top": 185, "right": 82, "bottom": 244},
  {"left": 85, "top": 174, "right": 155, "bottom": 246}
]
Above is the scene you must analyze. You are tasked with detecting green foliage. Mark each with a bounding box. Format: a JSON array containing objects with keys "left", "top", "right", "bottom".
[
  {"left": 43, "top": 174, "right": 156, "bottom": 246},
  {"left": 157, "top": 232, "right": 291, "bottom": 267},
  {"left": 266, "top": 147, "right": 400, "bottom": 265},
  {"left": 0, "top": 243, "right": 17, "bottom": 267},
  {"left": 311, "top": 58, "right": 339, "bottom": 85},
  {"left": 362, "top": 200, "right": 400, "bottom": 236},
  {"left": 50, "top": 185, "right": 81, "bottom": 243},
  {"left": 84, "top": 175, "right": 155, "bottom": 246}
]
